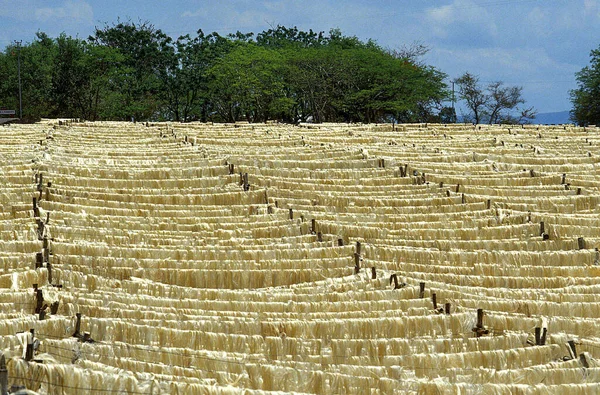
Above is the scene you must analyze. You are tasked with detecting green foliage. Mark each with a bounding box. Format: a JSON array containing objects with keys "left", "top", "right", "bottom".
[
  {"left": 0, "top": 23, "right": 449, "bottom": 123},
  {"left": 571, "top": 46, "right": 600, "bottom": 126}
]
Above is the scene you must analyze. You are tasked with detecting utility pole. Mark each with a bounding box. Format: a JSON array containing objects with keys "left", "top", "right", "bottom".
[
  {"left": 451, "top": 81, "right": 455, "bottom": 110},
  {"left": 14, "top": 40, "right": 22, "bottom": 119}
]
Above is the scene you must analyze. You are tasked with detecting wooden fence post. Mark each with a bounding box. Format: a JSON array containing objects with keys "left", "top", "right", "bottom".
[
  {"left": 445, "top": 303, "right": 451, "bottom": 315},
  {"left": 337, "top": 238, "right": 344, "bottom": 247},
  {"left": 541, "top": 327, "right": 547, "bottom": 345},
  {"left": 567, "top": 340, "right": 577, "bottom": 359},
  {"left": 419, "top": 282, "right": 425, "bottom": 298},
  {"left": 35, "top": 289, "right": 43, "bottom": 314},
  {"left": 73, "top": 313, "right": 82, "bottom": 338},
  {"left": 578, "top": 237, "right": 586, "bottom": 250},
  {"left": 35, "top": 253, "right": 43, "bottom": 269},
  {"left": 0, "top": 354, "right": 6, "bottom": 395},
  {"left": 473, "top": 308, "right": 489, "bottom": 337},
  {"left": 25, "top": 329, "right": 34, "bottom": 361},
  {"left": 289, "top": 208, "right": 293, "bottom": 220},
  {"left": 33, "top": 197, "right": 39, "bottom": 217},
  {"left": 353, "top": 253, "right": 360, "bottom": 274},
  {"left": 540, "top": 221, "right": 545, "bottom": 236},
  {"left": 311, "top": 219, "right": 316, "bottom": 234},
  {"left": 356, "top": 241, "right": 361, "bottom": 256},
  {"left": 371, "top": 267, "right": 376, "bottom": 279}
]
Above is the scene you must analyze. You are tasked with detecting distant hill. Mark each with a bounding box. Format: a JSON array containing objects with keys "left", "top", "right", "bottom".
[
  {"left": 456, "top": 111, "right": 572, "bottom": 125},
  {"left": 532, "top": 111, "right": 571, "bottom": 125}
]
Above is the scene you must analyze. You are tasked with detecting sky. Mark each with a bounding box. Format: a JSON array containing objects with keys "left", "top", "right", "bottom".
[{"left": 1, "top": 0, "right": 599, "bottom": 115}]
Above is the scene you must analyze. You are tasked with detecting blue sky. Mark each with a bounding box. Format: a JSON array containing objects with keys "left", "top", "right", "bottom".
[{"left": 1, "top": 0, "right": 599, "bottom": 115}]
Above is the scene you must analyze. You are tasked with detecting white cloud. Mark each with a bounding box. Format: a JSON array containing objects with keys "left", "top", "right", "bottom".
[
  {"left": 425, "top": 0, "right": 498, "bottom": 44},
  {"left": 34, "top": 0, "right": 93, "bottom": 24}
]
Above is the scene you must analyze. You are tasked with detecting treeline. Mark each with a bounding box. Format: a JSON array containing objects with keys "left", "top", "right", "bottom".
[{"left": 0, "top": 22, "right": 452, "bottom": 123}]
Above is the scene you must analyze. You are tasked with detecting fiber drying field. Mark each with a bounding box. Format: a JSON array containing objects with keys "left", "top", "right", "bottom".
[{"left": 2, "top": 120, "right": 600, "bottom": 394}]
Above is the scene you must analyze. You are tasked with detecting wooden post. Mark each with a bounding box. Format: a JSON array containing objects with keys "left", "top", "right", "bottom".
[
  {"left": 239, "top": 172, "right": 244, "bottom": 185},
  {"left": 83, "top": 333, "right": 91, "bottom": 343},
  {"left": 487, "top": 199, "right": 491, "bottom": 209},
  {"left": 541, "top": 327, "right": 547, "bottom": 345},
  {"left": 578, "top": 237, "right": 585, "bottom": 250},
  {"left": 356, "top": 241, "right": 362, "bottom": 256},
  {"left": 267, "top": 206, "right": 273, "bottom": 214},
  {"left": 228, "top": 164, "right": 234, "bottom": 175},
  {"left": 43, "top": 236, "right": 48, "bottom": 249},
  {"left": 47, "top": 262, "right": 52, "bottom": 285},
  {"left": 527, "top": 211, "right": 531, "bottom": 223},
  {"left": 461, "top": 193, "right": 465, "bottom": 204},
  {"left": 439, "top": 182, "right": 444, "bottom": 188},
  {"left": 25, "top": 333, "right": 34, "bottom": 361},
  {"left": 33, "top": 197, "right": 38, "bottom": 217},
  {"left": 353, "top": 253, "right": 360, "bottom": 274},
  {"left": 243, "top": 173, "right": 249, "bottom": 191},
  {"left": 35, "top": 289, "right": 43, "bottom": 314},
  {"left": 36, "top": 219, "right": 44, "bottom": 240},
  {"left": 535, "top": 327, "right": 541, "bottom": 345},
  {"left": 561, "top": 173, "right": 566, "bottom": 184},
  {"left": 577, "top": 187, "right": 582, "bottom": 195},
  {"left": 419, "top": 282, "right": 425, "bottom": 298},
  {"left": 74, "top": 313, "right": 82, "bottom": 338},
  {"left": 337, "top": 238, "right": 344, "bottom": 247},
  {"left": 35, "top": 252, "right": 43, "bottom": 269},
  {"left": 580, "top": 353, "right": 590, "bottom": 369},
  {"left": 432, "top": 293, "right": 437, "bottom": 310},
  {"left": 45, "top": 211, "right": 50, "bottom": 224},
  {"left": 46, "top": 182, "right": 51, "bottom": 201},
  {"left": 38, "top": 174, "right": 43, "bottom": 191},
  {"left": 477, "top": 308, "right": 484, "bottom": 328},
  {"left": 317, "top": 232, "right": 322, "bottom": 242},
  {"left": 311, "top": 219, "right": 316, "bottom": 234},
  {"left": 567, "top": 340, "right": 577, "bottom": 359},
  {"left": 50, "top": 301, "right": 59, "bottom": 315},
  {"left": 445, "top": 303, "right": 451, "bottom": 315},
  {"left": 371, "top": 267, "right": 376, "bottom": 279},
  {"left": 530, "top": 169, "right": 535, "bottom": 177},
  {"left": 289, "top": 208, "right": 293, "bottom": 220},
  {"left": 455, "top": 184, "right": 460, "bottom": 193},
  {"left": 0, "top": 354, "right": 7, "bottom": 395},
  {"left": 446, "top": 190, "right": 450, "bottom": 197},
  {"left": 540, "top": 222, "right": 545, "bottom": 236}
]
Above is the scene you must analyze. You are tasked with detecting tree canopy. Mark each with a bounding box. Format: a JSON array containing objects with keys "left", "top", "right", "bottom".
[
  {"left": 455, "top": 72, "right": 535, "bottom": 125},
  {"left": 0, "top": 22, "right": 450, "bottom": 123},
  {"left": 570, "top": 45, "right": 600, "bottom": 126}
]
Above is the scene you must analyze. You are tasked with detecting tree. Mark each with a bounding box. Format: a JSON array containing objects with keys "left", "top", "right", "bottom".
[
  {"left": 455, "top": 72, "right": 487, "bottom": 124},
  {"left": 486, "top": 81, "right": 524, "bottom": 124},
  {"left": 89, "top": 20, "right": 175, "bottom": 120},
  {"left": 570, "top": 46, "right": 600, "bottom": 125},
  {"left": 455, "top": 72, "right": 534, "bottom": 124}
]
